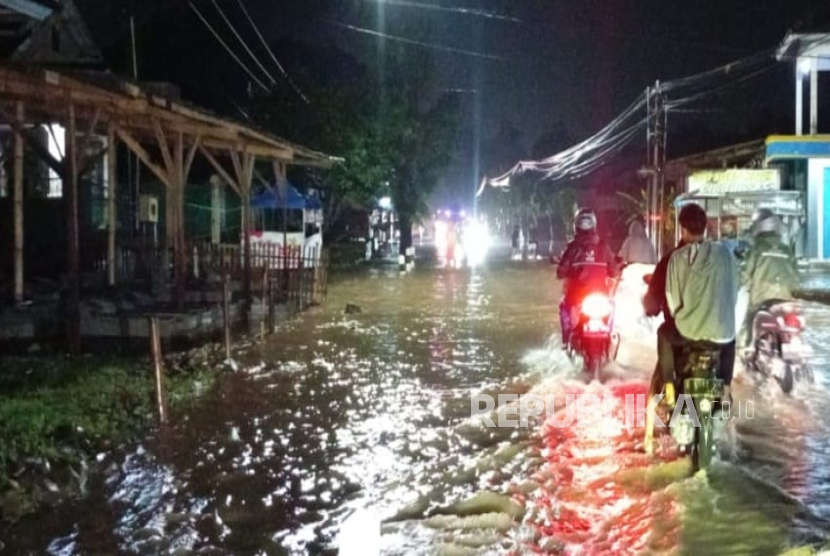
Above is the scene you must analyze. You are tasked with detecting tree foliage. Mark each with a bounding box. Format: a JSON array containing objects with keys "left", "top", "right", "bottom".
[{"left": 250, "top": 45, "right": 460, "bottom": 245}]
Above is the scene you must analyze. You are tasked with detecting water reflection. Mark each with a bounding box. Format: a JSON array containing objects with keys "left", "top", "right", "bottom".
[{"left": 4, "top": 261, "right": 830, "bottom": 555}]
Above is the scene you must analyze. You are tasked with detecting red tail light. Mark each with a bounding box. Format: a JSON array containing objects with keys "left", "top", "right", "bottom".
[
  {"left": 782, "top": 312, "right": 804, "bottom": 331},
  {"left": 581, "top": 293, "right": 613, "bottom": 320}
]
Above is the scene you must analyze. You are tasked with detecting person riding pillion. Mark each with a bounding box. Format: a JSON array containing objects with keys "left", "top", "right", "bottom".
[
  {"left": 619, "top": 220, "right": 657, "bottom": 265},
  {"left": 740, "top": 209, "right": 800, "bottom": 346},
  {"left": 660, "top": 204, "right": 738, "bottom": 407},
  {"left": 556, "top": 209, "right": 620, "bottom": 345}
]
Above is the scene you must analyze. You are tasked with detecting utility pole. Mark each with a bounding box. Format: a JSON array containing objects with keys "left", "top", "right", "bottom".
[{"left": 646, "top": 80, "right": 666, "bottom": 259}]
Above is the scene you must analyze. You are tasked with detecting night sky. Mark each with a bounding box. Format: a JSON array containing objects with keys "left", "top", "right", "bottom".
[{"left": 88, "top": 0, "right": 830, "bottom": 205}]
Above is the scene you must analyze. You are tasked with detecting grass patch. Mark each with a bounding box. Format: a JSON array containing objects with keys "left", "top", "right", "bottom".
[{"left": 0, "top": 354, "right": 223, "bottom": 485}]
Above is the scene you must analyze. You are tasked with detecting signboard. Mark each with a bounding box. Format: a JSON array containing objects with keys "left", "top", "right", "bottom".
[{"left": 687, "top": 169, "right": 780, "bottom": 196}]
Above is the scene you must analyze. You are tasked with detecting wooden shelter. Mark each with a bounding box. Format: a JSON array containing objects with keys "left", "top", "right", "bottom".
[{"left": 0, "top": 62, "right": 337, "bottom": 353}]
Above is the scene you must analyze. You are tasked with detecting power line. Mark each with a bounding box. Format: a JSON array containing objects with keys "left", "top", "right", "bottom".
[
  {"left": 188, "top": 2, "right": 270, "bottom": 93},
  {"left": 526, "top": 95, "right": 647, "bottom": 170},
  {"left": 666, "top": 63, "right": 777, "bottom": 109},
  {"left": 660, "top": 49, "right": 776, "bottom": 92},
  {"left": 209, "top": 0, "right": 277, "bottom": 85},
  {"left": 329, "top": 21, "right": 505, "bottom": 61},
  {"left": 480, "top": 104, "right": 648, "bottom": 191},
  {"left": 480, "top": 47, "right": 777, "bottom": 191},
  {"left": 233, "top": 0, "right": 310, "bottom": 104},
  {"left": 361, "top": 0, "right": 522, "bottom": 23},
  {"left": 363, "top": 0, "right": 749, "bottom": 53},
  {"left": 539, "top": 118, "right": 647, "bottom": 181}
]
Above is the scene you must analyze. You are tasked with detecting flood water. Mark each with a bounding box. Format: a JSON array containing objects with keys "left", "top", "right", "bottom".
[{"left": 3, "top": 248, "right": 830, "bottom": 555}]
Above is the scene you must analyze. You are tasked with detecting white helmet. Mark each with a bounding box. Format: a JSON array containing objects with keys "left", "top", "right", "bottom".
[
  {"left": 751, "top": 208, "right": 781, "bottom": 237},
  {"left": 574, "top": 208, "right": 597, "bottom": 233}
]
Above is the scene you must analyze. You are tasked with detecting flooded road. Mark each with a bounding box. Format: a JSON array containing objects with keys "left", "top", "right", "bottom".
[{"left": 3, "top": 253, "right": 830, "bottom": 555}]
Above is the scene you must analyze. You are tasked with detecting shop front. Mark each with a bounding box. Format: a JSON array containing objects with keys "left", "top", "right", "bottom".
[
  {"left": 673, "top": 168, "right": 806, "bottom": 257},
  {"left": 766, "top": 135, "right": 830, "bottom": 261}
]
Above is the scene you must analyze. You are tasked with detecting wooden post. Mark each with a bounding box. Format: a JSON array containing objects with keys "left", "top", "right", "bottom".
[
  {"left": 268, "top": 270, "right": 275, "bottom": 333},
  {"left": 323, "top": 249, "right": 329, "bottom": 300},
  {"left": 148, "top": 317, "right": 167, "bottom": 425},
  {"left": 210, "top": 174, "right": 222, "bottom": 244},
  {"left": 13, "top": 101, "right": 24, "bottom": 302},
  {"left": 222, "top": 272, "right": 231, "bottom": 360},
  {"left": 241, "top": 165, "right": 252, "bottom": 325},
  {"left": 174, "top": 132, "right": 186, "bottom": 305},
  {"left": 107, "top": 125, "right": 117, "bottom": 286},
  {"left": 66, "top": 101, "right": 81, "bottom": 355},
  {"left": 311, "top": 247, "right": 320, "bottom": 304},
  {"left": 261, "top": 264, "right": 268, "bottom": 338},
  {"left": 164, "top": 179, "right": 175, "bottom": 287}
]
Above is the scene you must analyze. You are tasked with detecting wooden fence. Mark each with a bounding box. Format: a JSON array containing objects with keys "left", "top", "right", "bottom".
[{"left": 88, "top": 240, "right": 330, "bottom": 309}]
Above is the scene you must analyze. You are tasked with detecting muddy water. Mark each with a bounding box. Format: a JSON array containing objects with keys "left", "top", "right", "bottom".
[
  {"left": 3, "top": 258, "right": 830, "bottom": 555},
  {"left": 2, "top": 260, "right": 559, "bottom": 555}
]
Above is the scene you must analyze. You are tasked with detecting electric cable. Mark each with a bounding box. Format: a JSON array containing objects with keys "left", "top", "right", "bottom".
[
  {"left": 209, "top": 0, "right": 277, "bottom": 86},
  {"left": 188, "top": 2, "right": 270, "bottom": 93},
  {"left": 329, "top": 21, "right": 505, "bottom": 61},
  {"left": 665, "top": 64, "right": 777, "bottom": 109},
  {"left": 660, "top": 49, "right": 775, "bottom": 93},
  {"left": 233, "top": 0, "right": 310, "bottom": 104}
]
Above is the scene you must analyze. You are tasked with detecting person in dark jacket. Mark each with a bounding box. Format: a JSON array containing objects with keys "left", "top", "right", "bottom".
[
  {"left": 740, "top": 209, "right": 800, "bottom": 346},
  {"left": 643, "top": 233, "right": 686, "bottom": 406},
  {"left": 556, "top": 209, "right": 619, "bottom": 344}
]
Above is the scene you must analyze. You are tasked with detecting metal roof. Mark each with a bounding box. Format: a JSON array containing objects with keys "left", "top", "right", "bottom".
[{"left": 776, "top": 33, "right": 830, "bottom": 70}]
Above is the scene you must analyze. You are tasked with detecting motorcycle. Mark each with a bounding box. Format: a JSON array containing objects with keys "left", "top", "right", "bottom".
[
  {"left": 551, "top": 255, "right": 624, "bottom": 382},
  {"left": 642, "top": 273, "right": 727, "bottom": 470},
  {"left": 566, "top": 282, "right": 621, "bottom": 382},
  {"left": 743, "top": 300, "right": 813, "bottom": 394},
  {"left": 666, "top": 343, "right": 729, "bottom": 470}
]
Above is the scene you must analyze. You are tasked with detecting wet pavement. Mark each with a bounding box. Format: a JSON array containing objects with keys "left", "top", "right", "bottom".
[{"left": 3, "top": 250, "right": 830, "bottom": 555}]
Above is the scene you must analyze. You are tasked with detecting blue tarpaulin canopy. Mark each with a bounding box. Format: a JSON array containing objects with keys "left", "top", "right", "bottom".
[{"left": 250, "top": 184, "right": 321, "bottom": 210}]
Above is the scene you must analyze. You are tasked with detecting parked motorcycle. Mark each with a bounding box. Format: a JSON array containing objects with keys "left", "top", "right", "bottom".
[{"left": 743, "top": 300, "right": 813, "bottom": 394}]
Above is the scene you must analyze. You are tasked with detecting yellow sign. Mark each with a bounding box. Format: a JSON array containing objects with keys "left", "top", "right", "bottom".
[{"left": 687, "top": 169, "right": 780, "bottom": 195}]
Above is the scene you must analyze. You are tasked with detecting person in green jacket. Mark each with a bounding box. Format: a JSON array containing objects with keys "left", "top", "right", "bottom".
[{"left": 740, "top": 209, "right": 800, "bottom": 346}]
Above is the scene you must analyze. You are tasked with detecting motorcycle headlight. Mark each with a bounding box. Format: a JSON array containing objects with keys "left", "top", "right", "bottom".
[
  {"left": 671, "top": 413, "right": 695, "bottom": 446},
  {"left": 582, "top": 294, "right": 613, "bottom": 320},
  {"left": 698, "top": 398, "right": 712, "bottom": 414}
]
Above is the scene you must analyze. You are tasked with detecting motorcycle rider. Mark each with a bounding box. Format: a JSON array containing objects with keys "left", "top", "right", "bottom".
[
  {"left": 660, "top": 203, "right": 738, "bottom": 407},
  {"left": 740, "top": 209, "right": 800, "bottom": 347},
  {"left": 643, "top": 236, "right": 686, "bottom": 404},
  {"left": 556, "top": 208, "right": 620, "bottom": 345}
]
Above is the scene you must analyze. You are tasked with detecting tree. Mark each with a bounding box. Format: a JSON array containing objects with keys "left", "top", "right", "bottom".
[
  {"left": 249, "top": 47, "right": 391, "bottom": 238},
  {"left": 250, "top": 45, "right": 460, "bottom": 250},
  {"left": 378, "top": 51, "right": 461, "bottom": 255}
]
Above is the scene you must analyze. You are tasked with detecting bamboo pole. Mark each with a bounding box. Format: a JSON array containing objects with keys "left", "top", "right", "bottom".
[
  {"left": 222, "top": 272, "right": 231, "bottom": 360},
  {"left": 268, "top": 268, "right": 275, "bottom": 333},
  {"left": 107, "top": 125, "right": 117, "bottom": 286},
  {"left": 66, "top": 101, "right": 81, "bottom": 355},
  {"left": 261, "top": 264, "right": 268, "bottom": 338},
  {"left": 13, "top": 101, "right": 24, "bottom": 302},
  {"left": 174, "top": 131, "right": 186, "bottom": 305},
  {"left": 148, "top": 316, "right": 167, "bottom": 425}
]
